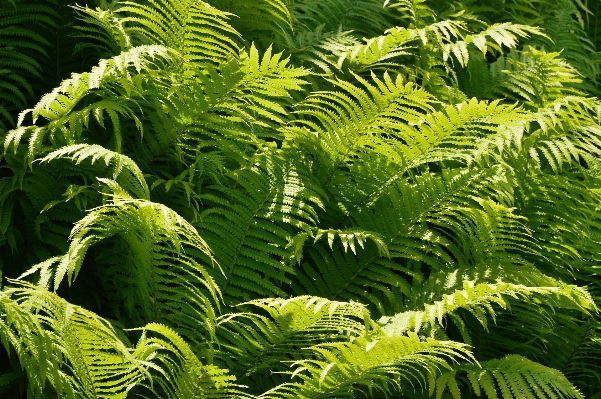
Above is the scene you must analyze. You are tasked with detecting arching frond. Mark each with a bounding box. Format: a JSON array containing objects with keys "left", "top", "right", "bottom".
[
  {"left": 40, "top": 144, "right": 149, "bottom": 200},
  {"left": 0, "top": 283, "right": 242, "bottom": 399},
  {"left": 215, "top": 296, "right": 371, "bottom": 392},
  {"left": 439, "top": 355, "right": 584, "bottom": 399},
  {"left": 260, "top": 335, "right": 473, "bottom": 399},
  {"left": 379, "top": 280, "right": 595, "bottom": 337},
  {"left": 20, "top": 195, "right": 221, "bottom": 348},
  {"left": 5, "top": 45, "right": 173, "bottom": 163}
]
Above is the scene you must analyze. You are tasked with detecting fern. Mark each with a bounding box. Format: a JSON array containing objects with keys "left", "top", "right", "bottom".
[
  {"left": 39, "top": 144, "right": 150, "bottom": 200},
  {"left": 195, "top": 150, "right": 323, "bottom": 305},
  {"left": 21, "top": 192, "right": 222, "bottom": 352},
  {"left": 380, "top": 280, "right": 595, "bottom": 337},
  {"left": 119, "top": 0, "right": 240, "bottom": 65},
  {"left": 439, "top": 355, "right": 584, "bottom": 399},
  {"left": 260, "top": 335, "right": 473, "bottom": 399},
  {"left": 2, "top": 0, "right": 601, "bottom": 397},
  {"left": 215, "top": 296, "right": 372, "bottom": 392},
  {"left": 0, "top": 283, "right": 241, "bottom": 398},
  {"left": 0, "top": 0, "right": 57, "bottom": 130}
]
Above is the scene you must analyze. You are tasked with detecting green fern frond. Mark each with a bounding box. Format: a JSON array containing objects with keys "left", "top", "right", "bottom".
[
  {"left": 526, "top": 1, "right": 599, "bottom": 86},
  {"left": 443, "top": 23, "right": 545, "bottom": 67},
  {"left": 488, "top": 47, "right": 583, "bottom": 108},
  {"left": 286, "top": 71, "right": 436, "bottom": 205},
  {"left": 119, "top": 0, "right": 240, "bottom": 65},
  {"left": 196, "top": 150, "right": 323, "bottom": 305},
  {"left": 176, "top": 43, "right": 310, "bottom": 167},
  {"left": 276, "top": 26, "right": 359, "bottom": 73},
  {"left": 215, "top": 296, "right": 371, "bottom": 391},
  {"left": 72, "top": 5, "right": 132, "bottom": 57},
  {"left": 39, "top": 144, "right": 149, "bottom": 200},
  {"left": 0, "top": 0, "right": 58, "bottom": 129},
  {"left": 440, "top": 355, "right": 584, "bottom": 399},
  {"left": 134, "top": 323, "right": 243, "bottom": 399},
  {"left": 260, "top": 334, "right": 473, "bottom": 399},
  {"left": 0, "top": 283, "right": 242, "bottom": 398},
  {"left": 291, "top": 167, "right": 518, "bottom": 314},
  {"left": 5, "top": 45, "right": 173, "bottom": 164},
  {"left": 290, "top": 0, "right": 394, "bottom": 39},
  {"left": 379, "top": 280, "right": 594, "bottom": 337},
  {"left": 207, "top": 0, "right": 292, "bottom": 46},
  {"left": 287, "top": 228, "right": 390, "bottom": 265},
  {"left": 0, "top": 282, "right": 147, "bottom": 399},
  {"left": 21, "top": 195, "right": 221, "bottom": 348}
]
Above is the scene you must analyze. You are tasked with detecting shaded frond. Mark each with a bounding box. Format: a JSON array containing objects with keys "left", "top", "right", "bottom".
[
  {"left": 489, "top": 47, "right": 583, "bottom": 108},
  {"left": 290, "top": 0, "right": 394, "bottom": 39},
  {"left": 215, "top": 296, "right": 371, "bottom": 391},
  {"left": 195, "top": 150, "right": 324, "bottom": 305},
  {"left": 439, "top": 355, "right": 584, "bottom": 399},
  {"left": 0, "top": 0, "right": 57, "bottom": 130}
]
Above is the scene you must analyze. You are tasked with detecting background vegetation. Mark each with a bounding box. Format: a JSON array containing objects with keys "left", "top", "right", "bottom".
[{"left": 1, "top": 0, "right": 601, "bottom": 397}]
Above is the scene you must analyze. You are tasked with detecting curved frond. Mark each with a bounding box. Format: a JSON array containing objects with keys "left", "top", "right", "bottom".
[
  {"left": 260, "top": 335, "right": 473, "bottom": 399},
  {"left": 440, "top": 355, "right": 584, "bottom": 399}
]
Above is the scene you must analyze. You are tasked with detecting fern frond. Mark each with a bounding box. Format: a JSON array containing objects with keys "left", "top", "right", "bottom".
[
  {"left": 215, "top": 296, "right": 371, "bottom": 391},
  {"left": 526, "top": 1, "right": 599, "bottom": 86},
  {"left": 379, "top": 280, "right": 595, "bottom": 337},
  {"left": 488, "top": 47, "right": 583, "bottom": 108},
  {"left": 290, "top": 0, "right": 394, "bottom": 39},
  {"left": 260, "top": 335, "right": 473, "bottom": 399},
  {"left": 0, "top": 282, "right": 147, "bottom": 399},
  {"left": 195, "top": 150, "right": 324, "bottom": 305},
  {"left": 72, "top": 5, "right": 132, "bottom": 57},
  {"left": 443, "top": 23, "right": 545, "bottom": 67},
  {"left": 0, "top": 0, "right": 57, "bottom": 129},
  {"left": 286, "top": 71, "right": 437, "bottom": 205},
  {"left": 5, "top": 45, "right": 173, "bottom": 163},
  {"left": 440, "top": 355, "right": 584, "bottom": 399},
  {"left": 291, "top": 167, "right": 519, "bottom": 314},
  {"left": 133, "top": 323, "right": 244, "bottom": 399},
  {"left": 207, "top": 0, "right": 292, "bottom": 45},
  {"left": 287, "top": 227, "right": 389, "bottom": 265},
  {"left": 39, "top": 144, "right": 149, "bottom": 200},
  {"left": 1, "top": 283, "right": 242, "bottom": 398},
  {"left": 276, "top": 26, "right": 359, "bottom": 73},
  {"left": 119, "top": 0, "right": 240, "bottom": 65},
  {"left": 21, "top": 195, "right": 220, "bottom": 348},
  {"left": 176, "top": 43, "right": 310, "bottom": 167}
]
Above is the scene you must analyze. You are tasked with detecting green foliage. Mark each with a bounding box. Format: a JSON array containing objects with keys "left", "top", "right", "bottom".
[{"left": 1, "top": 0, "right": 601, "bottom": 398}]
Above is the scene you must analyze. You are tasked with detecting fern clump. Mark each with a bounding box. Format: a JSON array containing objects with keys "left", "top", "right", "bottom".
[{"left": 1, "top": 0, "right": 601, "bottom": 398}]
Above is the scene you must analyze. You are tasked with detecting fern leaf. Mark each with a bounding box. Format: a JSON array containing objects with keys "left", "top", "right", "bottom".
[
  {"left": 196, "top": 150, "right": 324, "bottom": 305},
  {"left": 22, "top": 195, "right": 221, "bottom": 349},
  {"left": 440, "top": 355, "right": 584, "bottom": 399},
  {"left": 119, "top": 0, "right": 240, "bottom": 65},
  {"left": 39, "top": 144, "right": 149, "bottom": 199},
  {"left": 215, "top": 296, "right": 371, "bottom": 391},
  {"left": 260, "top": 335, "right": 474, "bottom": 399}
]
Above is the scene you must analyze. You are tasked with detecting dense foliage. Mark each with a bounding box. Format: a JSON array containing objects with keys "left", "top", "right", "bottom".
[{"left": 1, "top": 0, "right": 601, "bottom": 397}]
